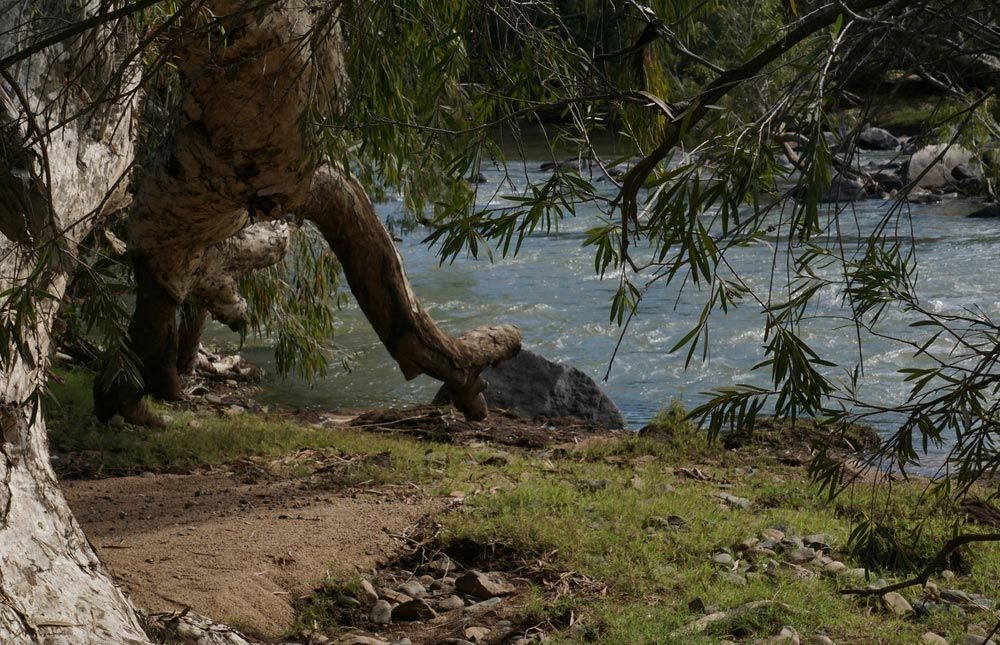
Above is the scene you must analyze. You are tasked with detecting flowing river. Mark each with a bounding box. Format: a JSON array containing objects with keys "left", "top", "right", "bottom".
[{"left": 222, "top": 154, "right": 1000, "bottom": 463}]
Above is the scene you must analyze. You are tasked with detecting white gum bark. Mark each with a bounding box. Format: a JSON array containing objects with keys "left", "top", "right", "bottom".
[{"left": 0, "top": 1, "right": 148, "bottom": 641}]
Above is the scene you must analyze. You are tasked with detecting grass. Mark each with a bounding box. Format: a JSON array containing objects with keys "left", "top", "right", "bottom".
[{"left": 46, "top": 372, "right": 1000, "bottom": 643}]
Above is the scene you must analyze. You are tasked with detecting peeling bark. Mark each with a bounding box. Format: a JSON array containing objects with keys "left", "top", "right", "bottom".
[
  {"left": 303, "top": 168, "right": 522, "bottom": 420},
  {"left": 0, "top": 1, "right": 148, "bottom": 640}
]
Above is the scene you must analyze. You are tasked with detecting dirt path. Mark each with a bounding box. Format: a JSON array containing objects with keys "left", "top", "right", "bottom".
[{"left": 63, "top": 470, "right": 441, "bottom": 638}]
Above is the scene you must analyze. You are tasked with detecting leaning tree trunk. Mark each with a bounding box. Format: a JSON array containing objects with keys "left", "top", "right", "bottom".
[
  {"left": 96, "top": 0, "right": 521, "bottom": 424},
  {"left": 0, "top": 2, "right": 148, "bottom": 641}
]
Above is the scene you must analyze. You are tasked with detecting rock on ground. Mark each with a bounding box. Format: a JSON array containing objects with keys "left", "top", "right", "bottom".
[{"left": 433, "top": 350, "right": 626, "bottom": 428}]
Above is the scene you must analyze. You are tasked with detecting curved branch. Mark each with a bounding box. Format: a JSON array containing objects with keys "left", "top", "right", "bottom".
[
  {"left": 302, "top": 167, "right": 521, "bottom": 420},
  {"left": 840, "top": 533, "right": 1000, "bottom": 597}
]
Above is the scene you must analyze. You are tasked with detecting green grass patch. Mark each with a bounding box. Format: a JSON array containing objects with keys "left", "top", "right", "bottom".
[{"left": 46, "top": 369, "right": 1000, "bottom": 643}]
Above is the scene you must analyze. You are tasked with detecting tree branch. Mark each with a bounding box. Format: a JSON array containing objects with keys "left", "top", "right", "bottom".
[{"left": 840, "top": 533, "right": 1000, "bottom": 597}]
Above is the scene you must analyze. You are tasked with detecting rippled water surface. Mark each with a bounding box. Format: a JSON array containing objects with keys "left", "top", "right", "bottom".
[{"left": 226, "top": 156, "right": 1000, "bottom": 458}]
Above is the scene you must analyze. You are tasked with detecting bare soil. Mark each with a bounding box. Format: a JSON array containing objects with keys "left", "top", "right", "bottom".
[{"left": 63, "top": 467, "right": 441, "bottom": 638}]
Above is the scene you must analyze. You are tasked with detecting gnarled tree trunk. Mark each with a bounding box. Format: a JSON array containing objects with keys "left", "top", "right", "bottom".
[{"left": 95, "top": 0, "right": 521, "bottom": 424}]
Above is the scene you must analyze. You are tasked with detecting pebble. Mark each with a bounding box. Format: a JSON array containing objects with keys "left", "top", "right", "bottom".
[
  {"left": 425, "top": 556, "right": 454, "bottom": 574},
  {"left": 714, "top": 571, "right": 747, "bottom": 586},
  {"left": 761, "top": 528, "right": 785, "bottom": 541},
  {"left": 464, "top": 626, "right": 491, "bottom": 642},
  {"left": 379, "top": 588, "right": 411, "bottom": 604},
  {"left": 712, "top": 553, "right": 734, "bottom": 567},
  {"left": 942, "top": 589, "right": 974, "bottom": 604},
  {"left": 391, "top": 598, "right": 436, "bottom": 622},
  {"left": 464, "top": 597, "right": 502, "bottom": 613},
  {"left": 455, "top": 571, "right": 515, "bottom": 599},
  {"left": 804, "top": 534, "right": 834, "bottom": 549},
  {"left": 921, "top": 633, "right": 948, "bottom": 645},
  {"left": 204, "top": 393, "right": 223, "bottom": 404},
  {"left": 964, "top": 636, "right": 997, "bottom": 645},
  {"left": 436, "top": 595, "right": 465, "bottom": 611},
  {"left": 718, "top": 492, "right": 751, "bottom": 509},
  {"left": 807, "top": 635, "right": 835, "bottom": 645},
  {"left": 787, "top": 547, "right": 816, "bottom": 564},
  {"left": 369, "top": 599, "right": 391, "bottom": 625},
  {"left": 358, "top": 579, "right": 379, "bottom": 606},
  {"left": 773, "top": 625, "right": 800, "bottom": 644},
  {"left": 881, "top": 591, "right": 913, "bottom": 616},
  {"left": 339, "top": 636, "right": 390, "bottom": 645},
  {"left": 396, "top": 580, "right": 426, "bottom": 598}
]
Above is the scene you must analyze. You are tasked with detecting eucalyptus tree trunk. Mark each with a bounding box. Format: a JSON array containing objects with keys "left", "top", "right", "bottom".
[
  {"left": 0, "top": 2, "right": 148, "bottom": 641},
  {"left": 94, "top": 0, "right": 522, "bottom": 423}
]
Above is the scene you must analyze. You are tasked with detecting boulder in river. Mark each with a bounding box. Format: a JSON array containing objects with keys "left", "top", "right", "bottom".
[
  {"left": 857, "top": 127, "right": 900, "bottom": 151},
  {"left": 433, "top": 350, "right": 626, "bottom": 428},
  {"left": 967, "top": 203, "right": 1000, "bottom": 218},
  {"left": 906, "top": 144, "right": 981, "bottom": 191}
]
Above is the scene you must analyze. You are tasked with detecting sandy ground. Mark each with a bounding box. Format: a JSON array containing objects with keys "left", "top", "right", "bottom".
[{"left": 63, "top": 470, "right": 441, "bottom": 638}]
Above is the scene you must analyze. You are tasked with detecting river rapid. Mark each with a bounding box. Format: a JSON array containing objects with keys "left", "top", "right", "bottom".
[{"left": 227, "top": 155, "right": 1000, "bottom": 463}]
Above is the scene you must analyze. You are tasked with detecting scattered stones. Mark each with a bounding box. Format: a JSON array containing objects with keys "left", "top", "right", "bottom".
[
  {"left": 718, "top": 492, "right": 751, "bottom": 509},
  {"left": 455, "top": 571, "right": 515, "bottom": 599},
  {"left": 436, "top": 595, "right": 465, "bottom": 611},
  {"left": 880, "top": 592, "right": 913, "bottom": 616},
  {"left": 396, "top": 581, "right": 426, "bottom": 598},
  {"left": 391, "top": 598, "right": 436, "bottom": 622},
  {"left": 808, "top": 635, "right": 835, "bottom": 645},
  {"left": 921, "top": 633, "right": 948, "bottom": 645},
  {"left": 369, "top": 600, "right": 391, "bottom": 625}
]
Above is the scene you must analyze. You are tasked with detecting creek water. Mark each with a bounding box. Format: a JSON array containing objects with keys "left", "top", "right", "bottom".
[{"left": 223, "top": 155, "right": 1000, "bottom": 464}]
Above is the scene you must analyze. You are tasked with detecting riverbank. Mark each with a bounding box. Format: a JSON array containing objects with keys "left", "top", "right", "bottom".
[{"left": 47, "top": 367, "right": 1000, "bottom": 644}]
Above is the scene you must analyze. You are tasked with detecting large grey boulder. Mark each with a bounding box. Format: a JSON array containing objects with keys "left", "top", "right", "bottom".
[
  {"left": 433, "top": 350, "right": 626, "bottom": 428},
  {"left": 906, "top": 144, "right": 980, "bottom": 190}
]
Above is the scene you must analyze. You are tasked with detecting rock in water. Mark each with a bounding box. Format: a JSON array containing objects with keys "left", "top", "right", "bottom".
[
  {"left": 907, "top": 144, "right": 979, "bottom": 190},
  {"left": 433, "top": 350, "right": 626, "bottom": 428},
  {"left": 858, "top": 127, "right": 899, "bottom": 151}
]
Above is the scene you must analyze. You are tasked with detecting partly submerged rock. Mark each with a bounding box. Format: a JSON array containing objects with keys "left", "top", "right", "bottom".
[
  {"left": 433, "top": 350, "right": 626, "bottom": 428},
  {"left": 858, "top": 127, "right": 900, "bottom": 151}
]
